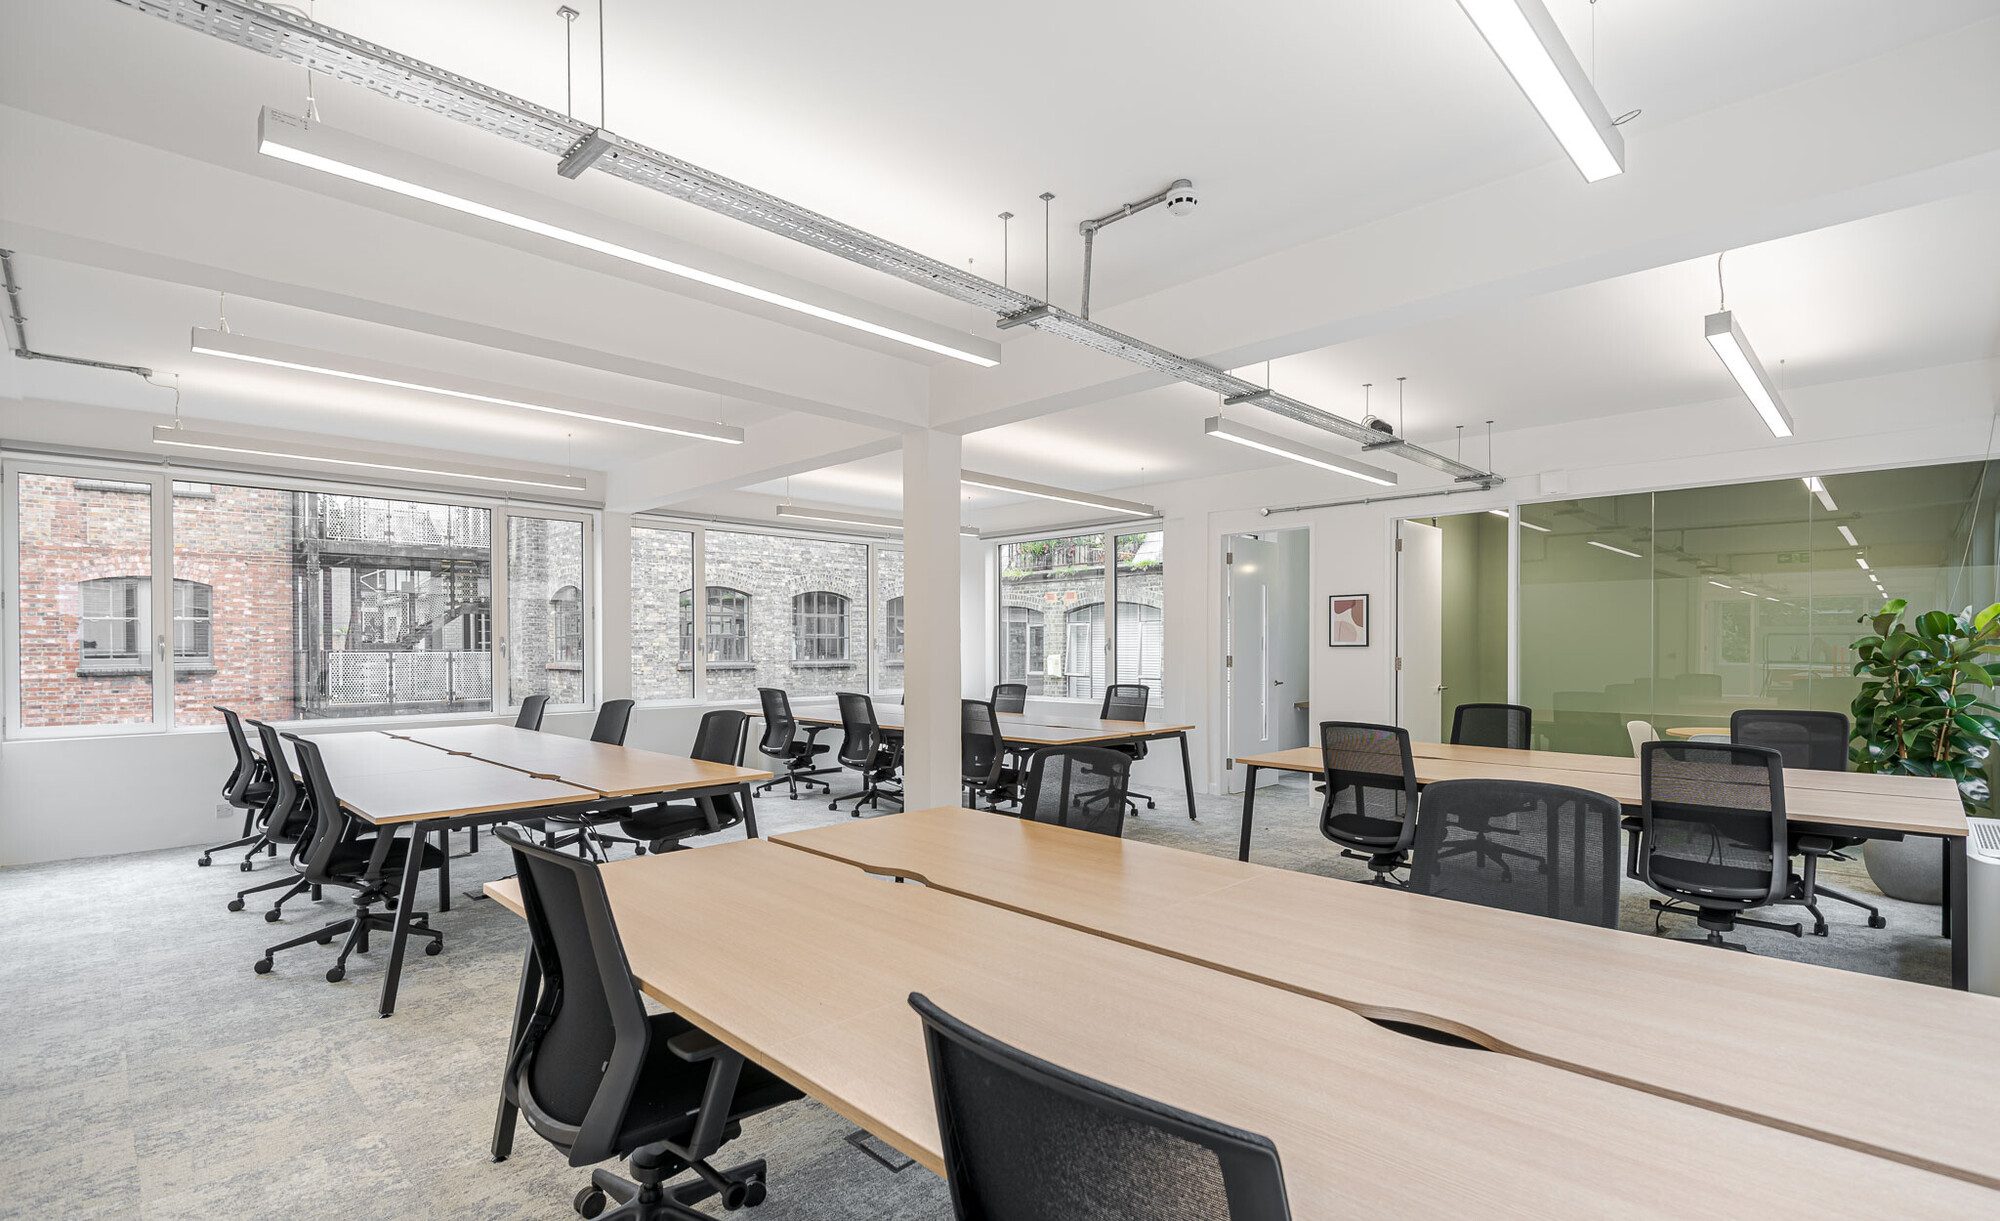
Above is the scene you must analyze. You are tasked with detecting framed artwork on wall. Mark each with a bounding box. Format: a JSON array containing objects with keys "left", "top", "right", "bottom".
[{"left": 1329, "top": 594, "right": 1369, "bottom": 647}]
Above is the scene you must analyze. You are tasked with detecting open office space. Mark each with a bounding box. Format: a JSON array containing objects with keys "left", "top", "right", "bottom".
[{"left": 4, "top": 2, "right": 2000, "bottom": 1217}]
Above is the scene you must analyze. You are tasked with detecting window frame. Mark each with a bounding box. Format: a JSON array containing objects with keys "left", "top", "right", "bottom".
[
  {"left": 994, "top": 525, "right": 1166, "bottom": 708},
  {"left": 791, "top": 590, "right": 851, "bottom": 664},
  {"left": 4, "top": 453, "right": 596, "bottom": 739}
]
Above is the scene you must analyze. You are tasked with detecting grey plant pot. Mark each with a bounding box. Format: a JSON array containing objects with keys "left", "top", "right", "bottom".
[{"left": 1862, "top": 836, "right": 1944, "bottom": 906}]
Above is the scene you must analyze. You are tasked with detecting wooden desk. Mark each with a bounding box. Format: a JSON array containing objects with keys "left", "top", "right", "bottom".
[
  {"left": 483, "top": 840, "right": 1997, "bottom": 1217},
  {"left": 1235, "top": 742, "right": 1972, "bottom": 987},
  {"left": 1661, "top": 725, "right": 1730, "bottom": 739},
  {"left": 393, "top": 724, "right": 771, "bottom": 798},
  {"left": 775, "top": 807, "right": 2000, "bottom": 1191},
  {"left": 793, "top": 703, "right": 1200, "bottom": 820}
]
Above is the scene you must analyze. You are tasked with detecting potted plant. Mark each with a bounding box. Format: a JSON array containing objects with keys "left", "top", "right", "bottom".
[{"left": 1849, "top": 598, "right": 2000, "bottom": 902}]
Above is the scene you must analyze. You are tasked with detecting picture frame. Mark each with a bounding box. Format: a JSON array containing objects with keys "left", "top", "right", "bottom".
[{"left": 1329, "top": 594, "right": 1369, "bottom": 647}]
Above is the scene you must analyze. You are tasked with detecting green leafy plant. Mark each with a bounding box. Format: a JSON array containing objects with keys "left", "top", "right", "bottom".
[{"left": 1850, "top": 598, "right": 2000, "bottom": 810}]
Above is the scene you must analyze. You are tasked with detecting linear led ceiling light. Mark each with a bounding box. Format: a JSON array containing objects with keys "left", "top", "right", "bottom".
[
  {"left": 1804, "top": 476, "right": 1837, "bottom": 512},
  {"left": 1855, "top": 557, "right": 1870, "bottom": 571},
  {"left": 960, "top": 471, "right": 1156, "bottom": 518},
  {"left": 772, "top": 504, "right": 980, "bottom": 537},
  {"left": 151, "top": 425, "right": 586, "bottom": 491},
  {"left": 1705, "top": 312, "right": 1794, "bottom": 438},
  {"left": 1454, "top": 0, "right": 1625, "bottom": 182},
  {"left": 1586, "top": 540, "right": 1642, "bottom": 558},
  {"left": 190, "top": 328, "right": 743, "bottom": 443},
  {"left": 1488, "top": 508, "right": 1551, "bottom": 532},
  {"left": 1204, "top": 416, "right": 1396, "bottom": 486},
  {"left": 254, "top": 109, "right": 997, "bottom": 368},
  {"left": 1837, "top": 525, "right": 1858, "bottom": 546}
]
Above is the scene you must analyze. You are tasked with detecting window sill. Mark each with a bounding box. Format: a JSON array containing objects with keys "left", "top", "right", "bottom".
[
  {"left": 790, "top": 661, "right": 855, "bottom": 669},
  {"left": 545, "top": 662, "right": 583, "bottom": 672},
  {"left": 677, "top": 662, "right": 759, "bottom": 672},
  {"left": 76, "top": 662, "right": 217, "bottom": 678}
]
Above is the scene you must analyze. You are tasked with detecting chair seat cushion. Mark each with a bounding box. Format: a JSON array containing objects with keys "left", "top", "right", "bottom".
[
  {"left": 619, "top": 1013, "right": 803, "bottom": 1151},
  {"left": 616, "top": 800, "right": 741, "bottom": 845},
  {"left": 1648, "top": 856, "right": 1773, "bottom": 901},
  {"left": 325, "top": 835, "right": 445, "bottom": 879},
  {"left": 1323, "top": 811, "right": 1406, "bottom": 847}
]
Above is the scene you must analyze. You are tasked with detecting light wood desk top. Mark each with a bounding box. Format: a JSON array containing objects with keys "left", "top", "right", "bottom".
[
  {"left": 483, "top": 839, "right": 1997, "bottom": 1217},
  {"left": 773, "top": 807, "right": 2000, "bottom": 1191},
  {"left": 393, "top": 725, "right": 770, "bottom": 797},
  {"left": 274, "top": 733, "right": 597, "bottom": 824},
  {"left": 793, "top": 703, "right": 1191, "bottom": 746},
  {"left": 1238, "top": 743, "right": 1968, "bottom": 838},
  {"left": 1661, "top": 725, "right": 1730, "bottom": 739}
]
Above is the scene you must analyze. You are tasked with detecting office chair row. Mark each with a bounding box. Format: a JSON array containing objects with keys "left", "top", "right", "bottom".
[{"left": 1319, "top": 704, "right": 1884, "bottom": 948}]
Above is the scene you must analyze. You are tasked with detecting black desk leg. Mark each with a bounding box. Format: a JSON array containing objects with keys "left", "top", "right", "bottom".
[
  {"left": 437, "top": 827, "right": 452, "bottom": 913},
  {"left": 377, "top": 822, "right": 427, "bottom": 1018},
  {"left": 1237, "top": 765, "right": 1260, "bottom": 862},
  {"left": 740, "top": 784, "right": 760, "bottom": 840},
  {"left": 1177, "top": 732, "right": 1198, "bottom": 821},
  {"left": 491, "top": 943, "right": 540, "bottom": 1161},
  {"left": 1948, "top": 835, "right": 1969, "bottom": 990}
]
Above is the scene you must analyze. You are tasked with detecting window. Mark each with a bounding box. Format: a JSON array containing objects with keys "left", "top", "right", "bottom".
[
  {"left": 79, "top": 576, "right": 146, "bottom": 668},
  {"left": 507, "top": 514, "right": 587, "bottom": 707},
  {"left": 550, "top": 585, "right": 582, "bottom": 665},
  {"left": 998, "top": 533, "right": 1108, "bottom": 699},
  {"left": 14, "top": 473, "right": 158, "bottom": 728},
  {"left": 1114, "top": 531, "right": 1165, "bottom": 702},
  {"left": 631, "top": 524, "right": 694, "bottom": 701},
  {"left": 173, "top": 579, "right": 213, "bottom": 662},
  {"left": 682, "top": 587, "right": 751, "bottom": 665},
  {"left": 875, "top": 547, "right": 904, "bottom": 694},
  {"left": 793, "top": 591, "right": 850, "bottom": 662}
]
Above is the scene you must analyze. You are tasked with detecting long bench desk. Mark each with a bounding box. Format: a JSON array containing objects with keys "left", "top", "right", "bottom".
[
  {"left": 792, "top": 702, "right": 1200, "bottom": 818},
  {"left": 1234, "top": 742, "right": 1974, "bottom": 987},
  {"left": 278, "top": 727, "right": 769, "bottom": 1016},
  {"left": 483, "top": 838, "right": 1997, "bottom": 1218},
  {"left": 775, "top": 806, "right": 2000, "bottom": 1192}
]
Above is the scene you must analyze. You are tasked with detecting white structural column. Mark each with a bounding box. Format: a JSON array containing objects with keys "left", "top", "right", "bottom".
[{"left": 901, "top": 428, "right": 964, "bottom": 808}]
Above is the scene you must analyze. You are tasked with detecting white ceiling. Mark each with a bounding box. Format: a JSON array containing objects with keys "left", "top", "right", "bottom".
[{"left": 4, "top": 0, "right": 1998, "bottom": 520}]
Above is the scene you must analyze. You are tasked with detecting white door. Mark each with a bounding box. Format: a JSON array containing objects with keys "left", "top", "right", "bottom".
[
  {"left": 1225, "top": 535, "right": 1284, "bottom": 794},
  {"left": 1399, "top": 520, "right": 1445, "bottom": 742}
]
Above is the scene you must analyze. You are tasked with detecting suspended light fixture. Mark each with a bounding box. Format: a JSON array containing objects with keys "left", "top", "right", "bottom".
[
  {"left": 1804, "top": 477, "right": 1837, "bottom": 512},
  {"left": 773, "top": 504, "right": 902, "bottom": 532},
  {"left": 150, "top": 425, "right": 587, "bottom": 491},
  {"left": 1837, "top": 525, "right": 1858, "bottom": 546},
  {"left": 1204, "top": 416, "right": 1396, "bottom": 486},
  {"left": 1488, "top": 509, "right": 1551, "bottom": 532},
  {"left": 1586, "top": 540, "right": 1641, "bottom": 558},
  {"left": 1704, "top": 253, "right": 1792, "bottom": 438},
  {"left": 1454, "top": 0, "right": 1626, "bottom": 182},
  {"left": 959, "top": 471, "right": 1156, "bottom": 518},
  {"left": 190, "top": 328, "right": 743, "bottom": 443},
  {"left": 254, "top": 109, "right": 999, "bottom": 367}
]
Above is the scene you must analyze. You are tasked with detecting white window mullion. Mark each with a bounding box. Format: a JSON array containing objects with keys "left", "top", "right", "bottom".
[
  {"left": 691, "top": 527, "right": 707, "bottom": 702},
  {"left": 151, "top": 471, "right": 173, "bottom": 730}
]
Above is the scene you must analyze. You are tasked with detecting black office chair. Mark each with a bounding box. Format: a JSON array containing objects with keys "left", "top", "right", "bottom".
[
  {"left": 909, "top": 992, "right": 1292, "bottom": 1220},
  {"left": 1408, "top": 779, "right": 1622, "bottom": 926},
  {"left": 1318, "top": 722, "right": 1420, "bottom": 885},
  {"left": 1636, "top": 741, "right": 1806, "bottom": 949},
  {"left": 991, "top": 683, "right": 1028, "bottom": 714},
  {"left": 227, "top": 720, "right": 319, "bottom": 920},
  {"left": 1449, "top": 703, "right": 1533, "bottom": 749},
  {"left": 828, "top": 692, "right": 902, "bottom": 816},
  {"left": 492, "top": 826, "right": 800, "bottom": 1219},
  {"left": 1731, "top": 708, "right": 1885, "bottom": 934},
  {"left": 962, "top": 700, "right": 1022, "bottom": 810},
  {"left": 1019, "top": 746, "right": 1131, "bottom": 838},
  {"left": 253, "top": 735, "right": 444, "bottom": 981},
  {"left": 607, "top": 710, "right": 756, "bottom": 855},
  {"left": 592, "top": 699, "right": 637, "bottom": 746},
  {"left": 517, "top": 694, "right": 551, "bottom": 731},
  {"left": 752, "top": 688, "right": 834, "bottom": 800},
  {"left": 1100, "top": 683, "right": 1155, "bottom": 816},
  {"left": 199, "top": 706, "right": 275, "bottom": 867}
]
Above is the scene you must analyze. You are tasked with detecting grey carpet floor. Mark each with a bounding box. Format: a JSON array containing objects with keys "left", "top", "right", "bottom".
[{"left": 0, "top": 774, "right": 1952, "bottom": 1218}]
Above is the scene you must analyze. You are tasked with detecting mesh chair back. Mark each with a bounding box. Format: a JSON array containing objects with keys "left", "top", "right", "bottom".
[
  {"left": 836, "top": 692, "right": 881, "bottom": 769},
  {"left": 963, "top": 700, "right": 1007, "bottom": 785},
  {"left": 590, "top": 699, "right": 636, "bottom": 745},
  {"left": 1450, "top": 703, "right": 1532, "bottom": 749},
  {"left": 1639, "top": 741, "right": 1787, "bottom": 908},
  {"left": 492, "top": 826, "right": 652, "bottom": 1165},
  {"left": 248, "top": 720, "right": 309, "bottom": 844},
  {"left": 1408, "top": 779, "right": 1622, "bottom": 926},
  {"left": 1020, "top": 747, "right": 1131, "bottom": 837},
  {"left": 992, "top": 683, "right": 1028, "bottom": 714},
  {"left": 284, "top": 735, "right": 374, "bottom": 888},
  {"left": 515, "top": 694, "right": 550, "bottom": 731},
  {"left": 1318, "top": 722, "right": 1419, "bottom": 851},
  {"left": 1626, "top": 721, "right": 1657, "bottom": 759},
  {"left": 910, "top": 992, "right": 1291, "bottom": 1220},
  {"left": 757, "top": 687, "right": 797, "bottom": 757},
  {"left": 1100, "top": 683, "right": 1150, "bottom": 723},
  {"left": 1731, "top": 709, "right": 1849, "bottom": 772},
  {"left": 691, "top": 708, "right": 749, "bottom": 766},
  {"left": 216, "top": 706, "right": 260, "bottom": 805}
]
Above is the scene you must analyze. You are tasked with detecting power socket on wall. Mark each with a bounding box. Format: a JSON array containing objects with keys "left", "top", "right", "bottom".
[{"left": 216, "top": 801, "right": 237, "bottom": 820}]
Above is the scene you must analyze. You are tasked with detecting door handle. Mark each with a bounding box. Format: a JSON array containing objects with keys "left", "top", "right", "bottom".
[
  {"left": 1436, "top": 685, "right": 1448, "bottom": 692},
  {"left": 1272, "top": 680, "right": 1284, "bottom": 686}
]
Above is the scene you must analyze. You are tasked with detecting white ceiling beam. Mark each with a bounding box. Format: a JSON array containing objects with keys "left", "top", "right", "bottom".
[
  {"left": 931, "top": 18, "right": 2000, "bottom": 435},
  {"left": 603, "top": 416, "right": 902, "bottom": 514}
]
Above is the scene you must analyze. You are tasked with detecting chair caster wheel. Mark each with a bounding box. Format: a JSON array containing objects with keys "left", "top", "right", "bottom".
[
  {"left": 325, "top": 966, "right": 345, "bottom": 983},
  {"left": 634, "top": 844, "right": 646, "bottom": 856},
  {"left": 253, "top": 958, "right": 273, "bottom": 974},
  {"left": 227, "top": 898, "right": 245, "bottom": 912},
  {"left": 1812, "top": 925, "right": 1829, "bottom": 937},
  {"left": 424, "top": 941, "right": 443, "bottom": 956},
  {"left": 198, "top": 857, "right": 213, "bottom": 867},
  {"left": 721, "top": 1181, "right": 749, "bottom": 1210},
  {"left": 742, "top": 1178, "right": 767, "bottom": 1207},
  {"left": 574, "top": 1187, "right": 606, "bottom": 1218},
  {"left": 316, "top": 933, "right": 334, "bottom": 944},
  {"left": 1868, "top": 915, "right": 1887, "bottom": 929},
  {"left": 265, "top": 909, "right": 283, "bottom": 923},
  {"left": 240, "top": 861, "right": 254, "bottom": 873}
]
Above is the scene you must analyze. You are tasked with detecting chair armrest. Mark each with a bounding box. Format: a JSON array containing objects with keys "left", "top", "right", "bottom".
[
  {"left": 1795, "top": 834, "right": 1837, "bottom": 857},
  {"left": 667, "top": 1028, "right": 732, "bottom": 1063}
]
